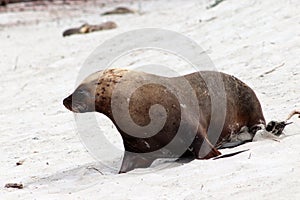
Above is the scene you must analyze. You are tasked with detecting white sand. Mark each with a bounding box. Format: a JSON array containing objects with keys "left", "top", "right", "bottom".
[{"left": 1, "top": 0, "right": 300, "bottom": 199}]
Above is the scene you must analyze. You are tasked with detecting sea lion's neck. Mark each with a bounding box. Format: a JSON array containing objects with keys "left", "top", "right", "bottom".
[{"left": 94, "top": 69, "right": 128, "bottom": 117}]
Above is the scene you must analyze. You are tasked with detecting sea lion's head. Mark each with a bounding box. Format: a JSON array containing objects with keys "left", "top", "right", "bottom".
[
  {"left": 63, "top": 83, "right": 96, "bottom": 113},
  {"left": 63, "top": 69, "right": 128, "bottom": 114}
]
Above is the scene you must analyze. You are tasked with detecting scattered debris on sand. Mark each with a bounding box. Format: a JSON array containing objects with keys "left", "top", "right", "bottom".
[
  {"left": 259, "top": 63, "right": 285, "bottom": 77},
  {"left": 207, "top": 0, "right": 226, "bottom": 9},
  {"left": 16, "top": 159, "right": 25, "bottom": 166},
  {"left": 286, "top": 110, "right": 300, "bottom": 120},
  {"left": 4, "top": 183, "right": 24, "bottom": 189},
  {"left": 62, "top": 21, "right": 117, "bottom": 37}
]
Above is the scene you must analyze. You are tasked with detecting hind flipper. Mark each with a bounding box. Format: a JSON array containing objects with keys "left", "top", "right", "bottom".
[
  {"left": 119, "top": 151, "right": 155, "bottom": 173},
  {"left": 266, "top": 121, "right": 292, "bottom": 136}
]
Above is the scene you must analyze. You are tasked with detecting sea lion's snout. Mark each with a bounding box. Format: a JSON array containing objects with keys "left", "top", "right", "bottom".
[
  {"left": 63, "top": 95, "right": 73, "bottom": 111},
  {"left": 63, "top": 87, "right": 94, "bottom": 113}
]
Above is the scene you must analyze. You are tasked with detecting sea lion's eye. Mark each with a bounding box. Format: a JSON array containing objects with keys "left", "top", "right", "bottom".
[
  {"left": 76, "top": 89, "right": 89, "bottom": 97},
  {"left": 77, "top": 89, "right": 85, "bottom": 94}
]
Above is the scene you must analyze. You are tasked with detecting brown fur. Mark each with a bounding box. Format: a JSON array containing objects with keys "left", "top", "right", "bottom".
[
  {"left": 0, "top": 0, "right": 8, "bottom": 6},
  {"left": 101, "top": 7, "right": 135, "bottom": 15},
  {"left": 63, "top": 21, "right": 117, "bottom": 37},
  {"left": 63, "top": 69, "right": 265, "bottom": 173}
]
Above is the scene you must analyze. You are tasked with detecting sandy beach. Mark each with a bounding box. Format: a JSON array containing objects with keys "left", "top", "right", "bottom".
[{"left": 1, "top": 0, "right": 300, "bottom": 199}]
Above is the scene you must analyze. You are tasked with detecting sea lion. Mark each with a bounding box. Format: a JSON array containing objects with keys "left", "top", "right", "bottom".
[
  {"left": 62, "top": 21, "right": 117, "bottom": 37},
  {"left": 0, "top": 0, "right": 8, "bottom": 6},
  {"left": 63, "top": 69, "right": 277, "bottom": 173},
  {"left": 101, "top": 7, "right": 135, "bottom": 15}
]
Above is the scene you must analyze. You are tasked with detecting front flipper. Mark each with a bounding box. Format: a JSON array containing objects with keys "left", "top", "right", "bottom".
[{"left": 119, "top": 152, "right": 155, "bottom": 173}]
